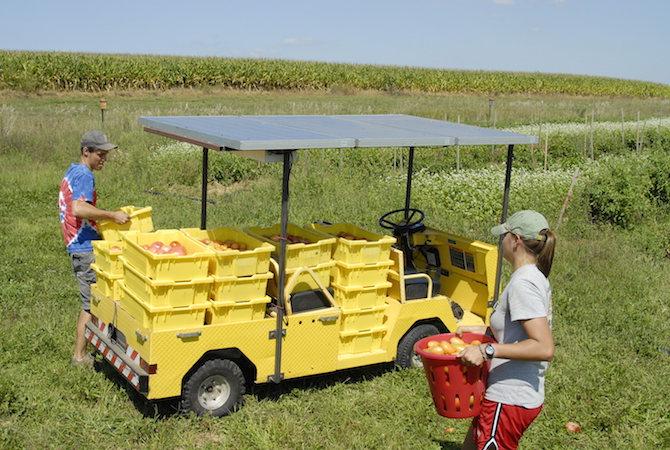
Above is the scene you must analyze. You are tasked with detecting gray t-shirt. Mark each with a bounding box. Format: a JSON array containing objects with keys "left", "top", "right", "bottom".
[{"left": 486, "top": 264, "right": 552, "bottom": 408}]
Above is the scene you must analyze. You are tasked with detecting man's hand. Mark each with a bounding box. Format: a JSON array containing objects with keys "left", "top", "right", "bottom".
[{"left": 111, "top": 210, "right": 130, "bottom": 224}]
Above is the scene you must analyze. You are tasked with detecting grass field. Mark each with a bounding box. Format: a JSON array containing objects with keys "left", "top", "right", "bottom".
[{"left": 1, "top": 88, "right": 669, "bottom": 449}]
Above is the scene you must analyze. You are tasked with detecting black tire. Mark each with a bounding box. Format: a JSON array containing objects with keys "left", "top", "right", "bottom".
[
  {"left": 181, "top": 359, "right": 245, "bottom": 417},
  {"left": 395, "top": 324, "right": 440, "bottom": 369}
]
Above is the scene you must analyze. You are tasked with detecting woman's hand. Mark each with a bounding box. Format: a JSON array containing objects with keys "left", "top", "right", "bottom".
[
  {"left": 458, "top": 345, "right": 486, "bottom": 366},
  {"left": 455, "top": 326, "right": 487, "bottom": 336}
]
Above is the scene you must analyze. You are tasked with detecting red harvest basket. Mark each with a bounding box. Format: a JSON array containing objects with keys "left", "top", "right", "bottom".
[{"left": 414, "top": 332, "right": 496, "bottom": 419}]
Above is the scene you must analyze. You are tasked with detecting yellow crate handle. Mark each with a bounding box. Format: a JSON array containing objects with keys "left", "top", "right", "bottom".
[
  {"left": 402, "top": 273, "right": 433, "bottom": 300},
  {"left": 269, "top": 261, "right": 336, "bottom": 316}
]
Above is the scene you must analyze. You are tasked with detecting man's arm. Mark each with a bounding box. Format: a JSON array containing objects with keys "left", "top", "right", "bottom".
[{"left": 72, "top": 200, "right": 129, "bottom": 224}]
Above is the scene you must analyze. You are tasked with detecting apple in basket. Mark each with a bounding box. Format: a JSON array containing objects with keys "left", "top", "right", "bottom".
[{"left": 424, "top": 337, "right": 482, "bottom": 355}]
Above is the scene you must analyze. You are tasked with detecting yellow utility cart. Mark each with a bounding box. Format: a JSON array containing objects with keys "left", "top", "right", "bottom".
[{"left": 85, "top": 114, "right": 537, "bottom": 416}]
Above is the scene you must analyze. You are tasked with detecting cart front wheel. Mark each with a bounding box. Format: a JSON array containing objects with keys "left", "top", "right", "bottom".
[
  {"left": 396, "top": 324, "right": 440, "bottom": 369},
  {"left": 181, "top": 359, "right": 245, "bottom": 416}
]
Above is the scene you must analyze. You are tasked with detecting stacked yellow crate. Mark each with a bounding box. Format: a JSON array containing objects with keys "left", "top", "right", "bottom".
[
  {"left": 181, "top": 227, "right": 274, "bottom": 324},
  {"left": 119, "top": 230, "right": 213, "bottom": 331},
  {"left": 246, "top": 224, "right": 336, "bottom": 299},
  {"left": 91, "top": 240, "right": 125, "bottom": 300},
  {"left": 309, "top": 223, "right": 395, "bottom": 354},
  {"left": 97, "top": 206, "right": 153, "bottom": 241},
  {"left": 90, "top": 206, "right": 153, "bottom": 322}
]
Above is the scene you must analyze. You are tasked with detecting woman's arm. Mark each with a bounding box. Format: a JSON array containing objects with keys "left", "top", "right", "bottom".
[
  {"left": 459, "top": 317, "right": 553, "bottom": 366},
  {"left": 492, "top": 317, "right": 554, "bottom": 361}
]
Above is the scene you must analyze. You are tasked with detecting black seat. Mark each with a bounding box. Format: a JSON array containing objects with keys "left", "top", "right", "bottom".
[
  {"left": 404, "top": 268, "right": 441, "bottom": 300},
  {"left": 291, "top": 288, "right": 334, "bottom": 313}
]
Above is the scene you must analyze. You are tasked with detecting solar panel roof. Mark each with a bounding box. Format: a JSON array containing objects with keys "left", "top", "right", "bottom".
[{"left": 139, "top": 114, "right": 538, "bottom": 151}]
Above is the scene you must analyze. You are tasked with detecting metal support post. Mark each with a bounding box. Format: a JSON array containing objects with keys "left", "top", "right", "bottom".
[
  {"left": 404, "top": 146, "right": 415, "bottom": 220},
  {"left": 492, "top": 145, "right": 514, "bottom": 308},
  {"left": 271, "top": 150, "right": 294, "bottom": 383},
  {"left": 200, "top": 147, "right": 209, "bottom": 229}
]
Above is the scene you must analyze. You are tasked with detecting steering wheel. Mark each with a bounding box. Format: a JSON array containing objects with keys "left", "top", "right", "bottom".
[{"left": 378, "top": 208, "right": 426, "bottom": 235}]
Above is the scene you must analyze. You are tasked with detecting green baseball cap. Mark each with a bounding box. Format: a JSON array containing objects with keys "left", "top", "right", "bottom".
[
  {"left": 81, "top": 130, "right": 117, "bottom": 151},
  {"left": 491, "top": 210, "right": 549, "bottom": 240}
]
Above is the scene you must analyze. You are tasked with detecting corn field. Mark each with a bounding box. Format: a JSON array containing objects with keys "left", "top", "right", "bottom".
[{"left": 1, "top": 50, "right": 669, "bottom": 97}]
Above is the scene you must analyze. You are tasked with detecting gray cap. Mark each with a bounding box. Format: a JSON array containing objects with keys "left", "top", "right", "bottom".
[
  {"left": 81, "top": 130, "right": 117, "bottom": 151},
  {"left": 491, "top": 210, "right": 549, "bottom": 240}
]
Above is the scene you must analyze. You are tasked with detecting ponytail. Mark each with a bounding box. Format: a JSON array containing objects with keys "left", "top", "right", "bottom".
[{"left": 520, "top": 229, "right": 556, "bottom": 278}]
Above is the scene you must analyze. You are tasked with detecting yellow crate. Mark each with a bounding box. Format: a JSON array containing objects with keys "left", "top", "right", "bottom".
[
  {"left": 91, "top": 263, "right": 124, "bottom": 300},
  {"left": 341, "top": 305, "right": 387, "bottom": 331},
  {"left": 90, "top": 285, "right": 118, "bottom": 325},
  {"left": 120, "top": 283, "right": 208, "bottom": 331},
  {"left": 309, "top": 223, "right": 396, "bottom": 265},
  {"left": 339, "top": 326, "right": 387, "bottom": 354},
  {"left": 92, "top": 240, "right": 125, "bottom": 276},
  {"left": 211, "top": 272, "right": 274, "bottom": 303},
  {"left": 181, "top": 227, "right": 273, "bottom": 277},
  {"left": 208, "top": 296, "right": 271, "bottom": 324},
  {"left": 332, "top": 281, "right": 391, "bottom": 309},
  {"left": 122, "top": 230, "right": 213, "bottom": 282},
  {"left": 246, "top": 223, "right": 335, "bottom": 270},
  {"left": 122, "top": 258, "right": 213, "bottom": 308},
  {"left": 267, "top": 260, "right": 335, "bottom": 298},
  {"left": 97, "top": 206, "right": 154, "bottom": 241},
  {"left": 332, "top": 260, "right": 393, "bottom": 287}
]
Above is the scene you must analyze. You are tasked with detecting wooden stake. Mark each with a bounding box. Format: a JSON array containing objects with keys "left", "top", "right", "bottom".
[
  {"left": 456, "top": 114, "right": 461, "bottom": 171},
  {"left": 544, "top": 130, "right": 549, "bottom": 171},
  {"left": 556, "top": 168, "right": 581, "bottom": 231},
  {"left": 583, "top": 114, "right": 588, "bottom": 157},
  {"left": 620, "top": 108, "right": 625, "bottom": 147},
  {"left": 636, "top": 111, "right": 641, "bottom": 151},
  {"left": 530, "top": 122, "right": 542, "bottom": 169},
  {"left": 589, "top": 110, "right": 595, "bottom": 160}
]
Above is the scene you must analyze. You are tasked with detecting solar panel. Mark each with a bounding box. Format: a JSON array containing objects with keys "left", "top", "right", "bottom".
[{"left": 139, "top": 114, "right": 537, "bottom": 151}]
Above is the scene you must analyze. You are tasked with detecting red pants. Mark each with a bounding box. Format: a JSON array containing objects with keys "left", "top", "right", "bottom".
[{"left": 472, "top": 399, "right": 543, "bottom": 450}]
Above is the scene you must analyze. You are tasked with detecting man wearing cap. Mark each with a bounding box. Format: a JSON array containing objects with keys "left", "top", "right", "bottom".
[{"left": 58, "top": 130, "right": 130, "bottom": 366}]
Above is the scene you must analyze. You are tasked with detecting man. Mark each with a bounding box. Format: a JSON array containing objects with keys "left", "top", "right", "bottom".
[{"left": 58, "top": 130, "right": 129, "bottom": 366}]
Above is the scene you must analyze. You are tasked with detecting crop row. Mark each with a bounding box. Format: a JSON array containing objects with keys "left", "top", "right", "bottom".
[{"left": 1, "top": 50, "right": 669, "bottom": 97}]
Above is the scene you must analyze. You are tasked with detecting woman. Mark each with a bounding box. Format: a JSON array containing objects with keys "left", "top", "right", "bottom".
[{"left": 459, "top": 210, "right": 556, "bottom": 450}]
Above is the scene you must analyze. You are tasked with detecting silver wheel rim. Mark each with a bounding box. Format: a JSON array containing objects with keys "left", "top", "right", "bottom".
[
  {"left": 410, "top": 351, "right": 424, "bottom": 369},
  {"left": 197, "top": 375, "right": 231, "bottom": 411}
]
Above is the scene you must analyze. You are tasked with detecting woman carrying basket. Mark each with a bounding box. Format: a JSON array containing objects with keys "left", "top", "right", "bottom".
[{"left": 459, "top": 210, "right": 556, "bottom": 450}]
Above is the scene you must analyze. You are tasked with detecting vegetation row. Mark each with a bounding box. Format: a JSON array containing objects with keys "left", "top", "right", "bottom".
[{"left": 2, "top": 50, "right": 669, "bottom": 97}]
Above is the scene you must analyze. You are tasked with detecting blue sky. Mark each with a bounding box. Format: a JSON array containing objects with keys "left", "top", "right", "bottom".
[{"left": 1, "top": 0, "right": 668, "bottom": 84}]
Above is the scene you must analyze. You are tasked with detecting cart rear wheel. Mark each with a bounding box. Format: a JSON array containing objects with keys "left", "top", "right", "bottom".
[
  {"left": 181, "top": 359, "right": 245, "bottom": 416},
  {"left": 396, "top": 324, "right": 440, "bottom": 369}
]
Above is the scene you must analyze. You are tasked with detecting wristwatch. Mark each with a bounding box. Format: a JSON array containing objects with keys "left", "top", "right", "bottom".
[{"left": 484, "top": 344, "right": 496, "bottom": 360}]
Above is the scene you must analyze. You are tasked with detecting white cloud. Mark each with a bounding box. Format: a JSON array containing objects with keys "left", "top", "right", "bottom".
[
  {"left": 493, "top": 0, "right": 514, "bottom": 5},
  {"left": 281, "top": 37, "right": 315, "bottom": 46}
]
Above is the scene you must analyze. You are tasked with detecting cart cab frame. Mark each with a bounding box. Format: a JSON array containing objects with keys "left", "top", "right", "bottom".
[{"left": 139, "top": 115, "right": 537, "bottom": 383}]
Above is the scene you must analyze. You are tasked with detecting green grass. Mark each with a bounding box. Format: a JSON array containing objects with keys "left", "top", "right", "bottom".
[
  {"left": 1, "top": 90, "right": 669, "bottom": 449},
  {"left": 2, "top": 50, "right": 670, "bottom": 98}
]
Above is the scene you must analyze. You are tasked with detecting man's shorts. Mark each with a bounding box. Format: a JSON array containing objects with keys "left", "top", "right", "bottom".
[
  {"left": 473, "top": 399, "right": 543, "bottom": 450},
  {"left": 70, "top": 252, "right": 96, "bottom": 312}
]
